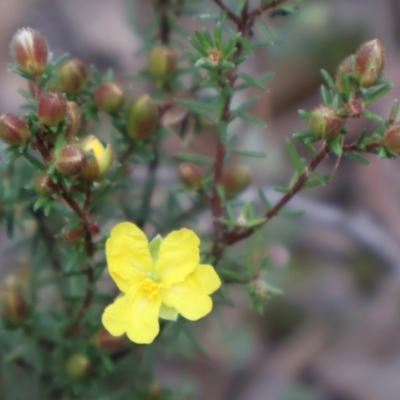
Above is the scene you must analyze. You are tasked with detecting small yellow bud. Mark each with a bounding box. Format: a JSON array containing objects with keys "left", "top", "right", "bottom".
[
  {"left": 34, "top": 173, "right": 57, "bottom": 195},
  {"left": 0, "top": 113, "right": 31, "bottom": 145},
  {"left": 10, "top": 27, "right": 49, "bottom": 75},
  {"left": 57, "top": 59, "right": 87, "bottom": 93},
  {"left": 126, "top": 95, "right": 159, "bottom": 140},
  {"left": 149, "top": 46, "right": 177, "bottom": 83},
  {"left": 38, "top": 92, "right": 67, "bottom": 126},
  {"left": 222, "top": 165, "right": 250, "bottom": 199},
  {"left": 354, "top": 39, "right": 385, "bottom": 88},
  {"left": 178, "top": 163, "right": 202, "bottom": 190},
  {"left": 309, "top": 105, "right": 344, "bottom": 140},
  {"left": 54, "top": 143, "right": 85, "bottom": 176},
  {"left": 94, "top": 81, "right": 125, "bottom": 114},
  {"left": 65, "top": 354, "right": 92, "bottom": 380},
  {"left": 383, "top": 122, "right": 400, "bottom": 155},
  {"left": 80, "top": 135, "right": 114, "bottom": 181},
  {"left": 2, "top": 292, "right": 28, "bottom": 325}
]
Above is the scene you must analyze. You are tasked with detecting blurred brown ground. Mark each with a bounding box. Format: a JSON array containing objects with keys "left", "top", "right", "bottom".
[{"left": 2, "top": 1, "right": 400, "bottom": 399}]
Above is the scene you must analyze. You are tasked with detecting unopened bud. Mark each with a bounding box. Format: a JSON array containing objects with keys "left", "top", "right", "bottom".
[
  {"left": 149, "top": 45, "right": 177, "bottom": 83},
  {"left": 80, "top": 135, "right": 113, "bottom": 180},
  {"left": 126, "top": 95, "right": 159, "bottom": 140},
  {"left": 309, "top": 105, "right": 343, "bottom": 140},
  {"left": 94, "top": 82, "right": 125, "bottom": 114},
  {"left": 0, "top": 113, "right": 31, "bottom": 145},
  {"left": 222, "top": 165, "right": 250, "bottom": 199},
  {"left": 57, "top": 59, "right": 87, "bottom": 93},
  {"left": 62, "top": 226, "right": 84, "bottom": 243},
  {"left": 178, "top": 163, "right": 202, "bottom": 190},
  {"left": 54, "top": 143, "right": 85, "bottom": 176},
  {"left": 2, "top": 292, "right": 28, "bottom": 325},
  {"left": 10, "top": 27, "right": 49, "bottom": 75},
  {"left": 383, "top": 122, "right": 400, "bottom": 155},
  {"left": 38, "top": 92, "right": 67, "bottom": 126},
  {"left": 2, "top": 267, "right": 31, "bottom": 296},
  {"left": 34, "top": 173, "right": 57, "bottom": 195},
  {"left": 65, "top": 101, "right": 81, "bottom": 139},
  {"left": 65, "top": 354, "right": 92, "bottom": 381},
  {"left": 354, "top": 39, "right": 385, "bottom": 88},
  {"left": 335, "top": 56, "right": 353, "bottom": 94},
  {"left": 94, "top": 327, "right": 125, "bottom": 354}
]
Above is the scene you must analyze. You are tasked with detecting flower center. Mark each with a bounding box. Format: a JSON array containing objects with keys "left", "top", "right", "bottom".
[{"left": 140, "top": 273, "right": 160, "bottom": 298}]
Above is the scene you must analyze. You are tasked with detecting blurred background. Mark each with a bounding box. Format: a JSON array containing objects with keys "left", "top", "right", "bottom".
[{"left": 2, "top": 0, "right": 400, "bottom": 399}]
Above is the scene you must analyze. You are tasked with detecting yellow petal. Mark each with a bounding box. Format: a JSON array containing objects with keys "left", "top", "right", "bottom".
[
  {"left": 161, "top": 280, "right": 212, "bottom": 321},
  {"left": 101, "top": 294, "right": 132, "bottom": 337},
  {"left": 106, "top": 222, "right": 153, "bottom": 292},
  {"left": 190, "top": 264, "right": 221, "bottom": 295},
  {"left": 155, "top": 228, "right": 200, "bottom": 287},
  {"left": 126, "top": 291, "right": 161, "bottom": 344}
]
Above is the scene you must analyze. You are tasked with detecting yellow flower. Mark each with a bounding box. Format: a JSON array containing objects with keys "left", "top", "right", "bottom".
[{"left": 102, "top": 222, "right": 221, "bottom": 344}]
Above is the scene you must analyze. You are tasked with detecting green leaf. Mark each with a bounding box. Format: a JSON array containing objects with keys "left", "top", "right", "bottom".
[
  {"left": 320, "top": 85, "right": 330, "bottom": 106},
  {"left": 286, "top": 139, "right": 305, "bottom": 174},
  {"left": 257, "top": 188, "right": 271, "bottom": 208},
  {"left": 363, "top": 84, "right": 392, "bottom": 105},
  {"left": 228, "top": 147, "right": 266, "bottom": 158},
  {"left": 344, "top": 152, "right": 369, "bottom": 164},
  {"left": 320, "top": 69, "right": 335, "bottom": 89},
  {"left": 237, "top": 72, "right": 267, "bottom": 91},
  {"left": 298, "top": 110, "right": 311, "bottom": 121},
  {"left": 363, "top": 109, "right": 382, "bottom": 122},
  {"left": 273, "top": 185, "right": 291, "bottom": 194},
  {"left": 245, "top": 217, "right": 266, "bottom": 228},
  {"left": 148, "top": 235, "right": 162, "bottom": 263},
  {"left": 22, "top": 152, "right": 46, "bottom": 171},
  {"left": 236, "top": 111, "right": 266, "bottom": 126},
  {"left": 388, "top": 99, "right": 399, "bottom": 124},
  {"left": 329, "top": 137, "right": 342, "bottom": 156},
  {"left": 214, "top": 22, "right": 222, "bottom": 47},
  {"left": 175, "top": 97, "right": 214, "bottom": 112},
  {"left": 256, "top": 17, "right": 276, "bottom": 45},
  {"left": 174, "top": 153, "right": 214, "bottom": 164},
  {"left": 233, "top": 96, "right": 258, "bottom": 113}
]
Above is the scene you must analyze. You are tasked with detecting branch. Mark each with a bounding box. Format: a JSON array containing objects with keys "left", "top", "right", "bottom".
[
  {"left": 225, "top": 141, "right": 381, "bottom": 245},
  {"left": 249, "top": 0, "right": 288, "bottom": 18},
  {"left": 212, "top": 0, "right": 241, "bottom": 24}
]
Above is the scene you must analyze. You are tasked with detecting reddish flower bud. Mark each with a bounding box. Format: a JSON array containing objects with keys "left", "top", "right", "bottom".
[
  {"left": 94, "top": 327, "right": 125, "bottom": 354},
  {"left": 88, "top": 222, "right": 100, "bottom": 235},
  {"left": 54, "top": 143, "right": 85, "bottom": 176},
  {"left": 10, "top": 27, "right": 49, "bottom": 75},
  {"left": 383, "top": 122, "right": 400, "bottom": 155},
  {"left": 65, "top": 101, "right": 81, "bottom": 139},
  {"left": 34, "top": 173, "right": 57, "bottom": 195},
  {"left": 38, "top": 92, "right": 67, "bottom": 126},
  {"left": 80, "top": 135, "right": 114, "bottom": 180},
  {"left": 354, "top": 39, "right": 385, "bottom": 88},
  {"left": 62, "top": 226, "right": 84, "bottom": 243},
  {"left": 94, "top": 81, "right": 125, "bottom": 114},
  {"left": 126, "top": 95, "right": 159, "bottom": 140},
  {"left": 335, "top": 56, "right": 353, "bottom": 94},
  {"left": 149, "top": 45, "right": 177, "bottom": 83},
  {"left": 57, "top": 59, "right": 87, "bottom": 93},
  {"left": 178, "top": 163, "right": 202, "bottom": 190},
  {"left": 0, "top": 113, "right": 31, "bottom": 145},
  {"left": 309, "top": 105, "right": 344, "bottom": 140},
  {"left": 2, "top": 292, "right": 28, "bottom": 325},
  {"left": 65, "top": 354, "right": 92, "bottom": 381},
  {"left": 222, "top": 165, "right": 250, "bottom": 199}
]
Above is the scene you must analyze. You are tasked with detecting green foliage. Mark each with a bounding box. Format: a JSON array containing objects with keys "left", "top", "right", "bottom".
[{"left": 0, "top": 0, "right": 396, "bottom": 398}]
